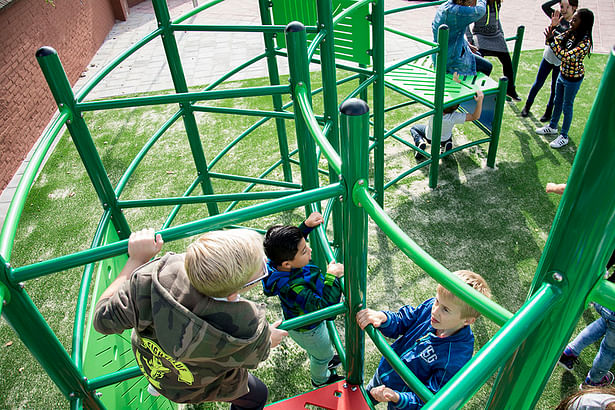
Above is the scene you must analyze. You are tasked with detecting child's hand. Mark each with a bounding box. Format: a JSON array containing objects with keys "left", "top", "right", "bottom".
[
  {"left": 356, "top": 308, "right": 387, "bottom": 329},
  {"left": 128, "top": 229, "right": 163, "bottom": 265},
  {"left": 369, "top": 385, "right": 400, "bottom": 404},
  {"left": 546, "top": 183, "right": 566, "bottom": 195},
  {"left": 327, "top": 262, "right": 344, "bottom": 278},
  {"left": 304, "top": 212, "right": 324, "bottom": 228},
  {"left": 551, "top": 9, "right": 563, "bottom": 27},
  {"left": 452, "top": 72, "right": 460, "bottom": 83},
  {"left": 269, "top": 319, "right": 288, "bottom": 348},
  {"left": 544, "top": 25, "right": 555, "bottom": 42},
  {"left": 474, "top": 89, "right": 484, "bottom": 101}
]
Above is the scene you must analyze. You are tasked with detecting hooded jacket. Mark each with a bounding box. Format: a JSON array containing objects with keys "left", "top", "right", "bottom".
[
  {"left": 375, "top": 298, "right": 474, "bottom": 409},
  {"left": 93, "top": 252, "right": 271, "bottom": 403}
]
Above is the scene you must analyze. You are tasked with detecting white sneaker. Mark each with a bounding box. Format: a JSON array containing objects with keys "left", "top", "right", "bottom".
[
  {"left": 549, "top": 134, "right": 569, "bottom": 148},
  {"left": 147, "top": 384, "right": 161, "bottom": 396},
  {"left": 536, "top": 125, "right": 558, "bottom": 135}
]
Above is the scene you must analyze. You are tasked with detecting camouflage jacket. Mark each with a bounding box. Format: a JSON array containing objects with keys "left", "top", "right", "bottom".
[{"left": 93, "top": 252, "right": 272, "bottom": 403}]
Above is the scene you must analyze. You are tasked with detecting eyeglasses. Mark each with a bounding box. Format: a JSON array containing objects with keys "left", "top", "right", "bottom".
[{"left": 241, "top": 258, "right": 269, "bottom": 289}]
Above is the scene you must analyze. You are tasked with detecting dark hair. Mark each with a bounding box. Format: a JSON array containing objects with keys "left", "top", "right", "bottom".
[
  {"left": 567, "top": 0, "right": 579, "bottom": 8},
  {"left": 444, "top": 103, "right": 460, "bottom": 114},
  {"left": 555, "top": 386, "right": 615, "bottom": 410},
  {"left": 563, "top": 8, "right": 594, "bottom": 55},
  {"left": 264, "top": 225, "right": 304, "bottom": 267}
]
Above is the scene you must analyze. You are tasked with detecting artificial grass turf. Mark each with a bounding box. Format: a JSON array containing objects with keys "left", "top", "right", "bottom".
[{"left": 0, "top": 49, "right": 609, "bottom": 409}]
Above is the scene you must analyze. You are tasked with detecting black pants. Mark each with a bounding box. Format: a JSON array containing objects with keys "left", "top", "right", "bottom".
[
  {"left": 479, "top": 48, "right": 517, "bottom": 95},
  {"left": 230, "top": 374, "right": 268, "bottom": 410}
]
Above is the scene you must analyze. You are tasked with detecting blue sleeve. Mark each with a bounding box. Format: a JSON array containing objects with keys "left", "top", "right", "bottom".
[
  {"left": 392, "top": 367, "right": 456, "bottom": 409},
  {"left": 450, "top": 0, "right": 486, "bottom": 24},
  {"left": 379, "top": 304, "right": 421, "bottom": 339},
  {"left": 298, "top": 222, "right": 314, "bottom": 239},
  {"left": 394, "top": 391, "right": 424, "bottom": 409}
]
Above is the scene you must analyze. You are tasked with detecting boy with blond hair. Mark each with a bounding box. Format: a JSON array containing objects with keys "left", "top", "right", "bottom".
[
  {"left": 357, "top": 270, "right": 491, "bottom": 409},
  {"left": 94, "top": 228, "right": 287, "bottom": 409}
]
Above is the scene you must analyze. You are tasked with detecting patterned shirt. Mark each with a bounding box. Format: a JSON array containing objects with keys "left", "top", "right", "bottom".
[{"left": 549, "top": 33, "right": 591, "bottom": 81}]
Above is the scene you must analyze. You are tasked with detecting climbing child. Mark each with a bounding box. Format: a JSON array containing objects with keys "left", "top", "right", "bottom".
[
  {"left": 94, "top": 228, "right": 288, "bottom": 409},
  {"left": 536, "top": 8, "right": 594, "bottom": 148},
  {"left": 262, "top": 212, "right": 345, "bottom": 388},
  {"left": 432, "top": 0, "right": 492, "bottom": 76},
  {"left": 521, "top": 0, "right": 578, "bottom": 121},
  {"left": 411, "top": 89, "right": 484, "bottom": 161},
  {"left": 357, "top": 270, "right": 492, "bottom": 409}
]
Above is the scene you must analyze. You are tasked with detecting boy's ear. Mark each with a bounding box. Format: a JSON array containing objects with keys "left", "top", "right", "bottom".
[
  {"left": 280, "top": 260, "right": 293, "bottom": 269},
  {"left": 463, "top": 317, "right": 476, "bottom": 326}
]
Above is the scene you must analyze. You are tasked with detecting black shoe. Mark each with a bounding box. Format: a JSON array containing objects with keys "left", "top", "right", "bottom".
[
  {"left": 415, "top": 138, "right": 427, "bottom": 161},
  {"left": 311, "top": 373, "right": 344, "bottom": 388},
  {"left": 507, "top": 92, "right": 522, "bottom": 102},
  {"left": 328, "top": 354, "right": 341, "bottom": 370},
  {"left": 557, "top": 352, "right": 578, "bottom": 371},
  {"left": 440, "top": 140, "right": 453, "bottom": 154},
  {"left": 540, "top": 113, "right": 551, "bottom": 122},
  {"left": 520, "top": 106, "right": 530, "bottom": 118}
]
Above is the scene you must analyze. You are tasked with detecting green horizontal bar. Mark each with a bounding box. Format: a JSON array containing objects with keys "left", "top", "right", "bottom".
[
  {"left": 162, "top": 176, "right": 202, "bottom": 230},
  {"left": 277, "top": 303, "right": 346, "bottom": 331},
  {"left": 589, "top": 279, "right": 615, "bottom": 311},
  {"left": 384, "top": 0, "right": 446, "bottom": 15},
  {"left": 77, "top": 85, "right": 291, "bottom": 112},
  {"left": 209, "top": 171, "right": 300, "bottom": 189},
  {"left": 295, "top": 84, "right": 342, "bottom": 175},
  {"left": 424, "top": 283, "right": 560, "bottom": 409},
  {"left": 172, "top": 0, "right": 224, "bottom": 24},
  {"left": 384, "top": 26, "right": 438, "bottom": 48},
  {"left": 365, "top": 325, "right": 435, "bottom": 402},
  {"left": 118, "top": 190, "right": 300, "bottom": 208},
  {"left": 353, "top": 185, "right": 513, "bottom": 326},
  {"left": 384, "top": 48, "right": 439, "bottom": 75},
  {"left": 192, "top": 104, "right": 295, "bottom": 120},
  {"left": 87, "top": 365, "right": 142, "bottom": 390},
  {"left": 10, "top": 183, "right": 344, "bottom": 283},
  {"left": 0, "top": 111, "right": 70, "bottom": 261},
  {"left": 170, "top": 24, "right": 290, "bottom": 33},
  {"left": 76, "top": 28, "right": 163, "bottom": 102}
]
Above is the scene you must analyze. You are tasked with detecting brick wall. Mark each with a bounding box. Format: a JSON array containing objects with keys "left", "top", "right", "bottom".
[{"left": 0, "top": 0, "right": 115, "bottom": 192}]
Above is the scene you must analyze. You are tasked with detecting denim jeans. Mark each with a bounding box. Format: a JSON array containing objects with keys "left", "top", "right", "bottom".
[
  {"left": 549, "top": 74, "right": 583, "bottom": 138},
  {"left": 474, "top": 54, "right": 493, "bottom": 76},
  {"left": 568, "top": 304, "right": 615, "bottom": 383},
  {"left": 289, "top": 321, "right": 335, "bottom": 384},
  {"left": 525, "top": 58, "right": 560, "bottom": 112}
]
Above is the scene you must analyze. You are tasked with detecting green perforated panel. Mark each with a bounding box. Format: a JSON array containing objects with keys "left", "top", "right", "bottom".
[
  {"left": 384, "top": 57, "right": 499, "bottom": 106},
  {"left": 83, "top": 224, "right": 176, "bottom": 409},
  {"left": 271, "top": 0, "right": 370, "bottom": 65}
]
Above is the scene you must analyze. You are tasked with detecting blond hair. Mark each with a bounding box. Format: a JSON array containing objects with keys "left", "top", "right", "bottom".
[
  {"left": 437, "top": 270, "right": 492, "bottom": 319},
  {"left": 184, "top": 229, "right": 264, "bottom": 298}
]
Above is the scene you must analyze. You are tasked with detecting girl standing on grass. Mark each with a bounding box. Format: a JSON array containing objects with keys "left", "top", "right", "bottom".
[
  {"left": 521, "top": 0, "right": 577, "bottom": 122},
  {"left": 535, "top": 8, "right": 594, "bottom": 149}
]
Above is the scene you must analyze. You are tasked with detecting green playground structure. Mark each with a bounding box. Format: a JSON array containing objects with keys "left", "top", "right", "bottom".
[{"left": 1, "top": 0, "right": 614, "bottom": 408}]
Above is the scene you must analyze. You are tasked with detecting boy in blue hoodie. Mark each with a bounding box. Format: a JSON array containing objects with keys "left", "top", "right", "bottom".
[
  {"left": 357, "top": 270, "right": 491, "bottom": 409},
  {"left": 262, "top": 212, "right": 345, "bottom": 387}
]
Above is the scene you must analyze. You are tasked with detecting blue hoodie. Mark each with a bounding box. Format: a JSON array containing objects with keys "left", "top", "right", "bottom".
[
  {"left": 432, "top": 0, "right": 487, "bottom": 75},
  {"left": 375, "top": 298, "right": 474, "bottom": 409}
]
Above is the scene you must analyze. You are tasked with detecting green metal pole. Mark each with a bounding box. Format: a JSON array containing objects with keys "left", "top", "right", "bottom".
[
  {"left": 486, "top": 77, "right": 508, "bottom": 167},
  {"left": 0, "top": 258, "right": 105, "bottom": 409},
  {"left": 35, "top": 47, "right": 130, "bottom": 239},
  {"left": 429, "top": 25, "right": 449, "bottom": 189},
  {"left": 488, "top": 48, "right": 615, "bottom": 409},
  {"left": 316, "top": 0, "right": 343, "bottom": 251},
  {"left": 285, "top": 21, "right": 325, "bottom": 269},
  {"left": 151, "top": 0, "right": 219, "bottom": 215},
  {"left": 340, "top": 98, "right": 370, "bottom": 385},
  {"left": 372, "top": 0, "right": 385, "bottom": 206},
  {"left": 258, "top": 0, "right": 293, "bottom": 182},
  {"left": 510, "top": 26, "right": 525, "bottom": 85}
]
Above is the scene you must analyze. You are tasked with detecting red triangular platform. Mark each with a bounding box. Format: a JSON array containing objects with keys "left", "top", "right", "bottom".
[{"left": 266, "top": 380, "right": 371, "bottom": 410}]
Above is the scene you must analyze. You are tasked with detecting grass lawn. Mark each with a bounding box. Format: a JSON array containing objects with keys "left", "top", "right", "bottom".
[{"left": 0, "top": 49, "right": 610, "bottom": 409}]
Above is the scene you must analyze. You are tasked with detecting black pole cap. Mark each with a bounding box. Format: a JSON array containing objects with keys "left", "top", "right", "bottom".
[
  {"left": 340, "top": 98, "right": 369, "bottom": 116},
  {"left": 36, "top": 46, "right": 57, "bottom": 58},
  {"left": 499, "top": 76, "right": 509, "bottom": 83},
  {"left": 285, "top": 21, "right": 305, "bottom": 33}
]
